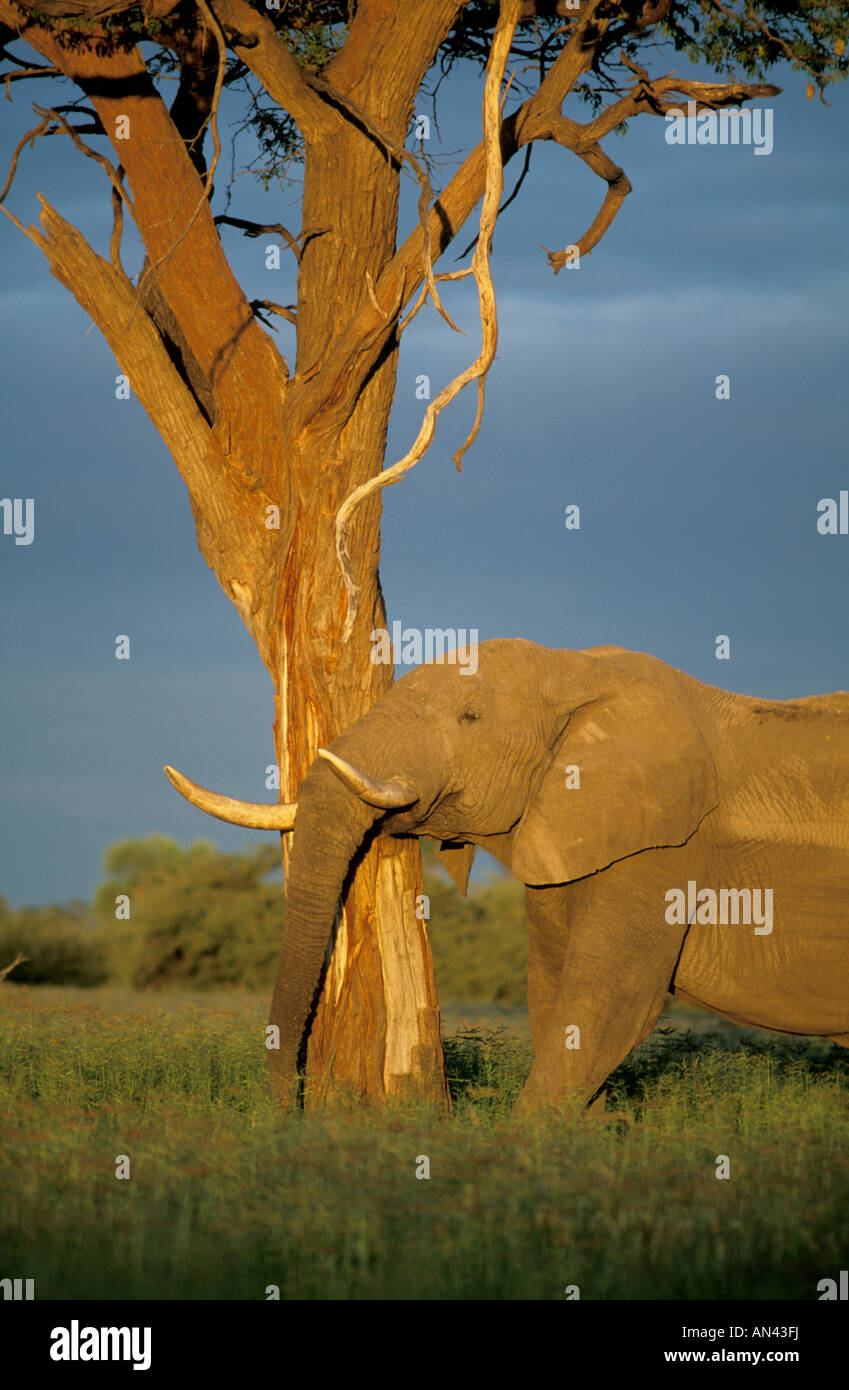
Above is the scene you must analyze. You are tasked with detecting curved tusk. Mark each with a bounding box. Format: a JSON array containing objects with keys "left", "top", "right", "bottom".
[
  {"left": 317, "top": 749, "right": 418, "bottom": 809},
  {"left": 164, "top": 765, "right": 297, "bottom": 831}
]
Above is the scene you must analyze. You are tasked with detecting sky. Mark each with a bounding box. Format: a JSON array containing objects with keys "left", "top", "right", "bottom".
[{"left": 1, "top": 28, "right": 848, "bottom": 907}]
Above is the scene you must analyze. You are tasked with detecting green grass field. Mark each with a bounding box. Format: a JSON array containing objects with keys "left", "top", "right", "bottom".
[{"left": 1, "top": 985, "right": 847, "bottom": 1300}]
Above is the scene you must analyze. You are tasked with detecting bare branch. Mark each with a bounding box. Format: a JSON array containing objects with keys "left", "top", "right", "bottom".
[
  {"left": 530, "top": 67, "right": 776, "bottom": 271},
  {"left": 195, "top": 0, "right": 226, "bottom": 197},
  {"left": 3, "top": 63, "right": 60, "bottom": 98},
  {"left": 32, "top": 104, "right": 133, "bottom": 212},
  {"left": 250, "top": 297, "right": 296, "bottom": 327},
  {"left": 584, "top": 74, "right": 780, "bottom": 143},
  {"left": 542, "top": 142, "right": 631, "bottom": 270},
  {"left": 455, "top": 142, "right": 532, "bottom": 261},
  {"left": 333, "top": 0, "right": 523, "bottom": 641},
  {"left": 110, "top": 161, "right": 126, "bottom": 274},
  {"left": 213, "top": 214, "right": 325, "bottom": 262},
  {"left": 397, "top": 267, "right": 474, "bottom": 335},
  {"left": 0, "top": 110, "right": 50, "bottom": 204},
  {"left": 529, "top": 0, "right": 609, "bottom": 116}
]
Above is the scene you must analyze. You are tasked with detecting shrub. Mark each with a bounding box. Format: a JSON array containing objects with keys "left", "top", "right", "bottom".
[{"left": 0, "top": 895, "right": 108, "bottom": 985}]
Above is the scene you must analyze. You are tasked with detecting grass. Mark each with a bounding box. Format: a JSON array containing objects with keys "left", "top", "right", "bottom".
[{"left": 1, "top": 986, "right": 847, "bottom": 1300}]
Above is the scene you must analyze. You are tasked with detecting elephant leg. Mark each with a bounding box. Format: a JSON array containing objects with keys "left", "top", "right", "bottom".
[
  {"left": 525, "top": 884, "right": 570, "bottom": 1057},
  {"left": 517, "top": 867, "right": 686, "bottom": 1113}
]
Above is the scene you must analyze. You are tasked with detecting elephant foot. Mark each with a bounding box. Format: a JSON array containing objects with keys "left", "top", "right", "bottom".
[
  {"left": 512, "top": 1078, "right": 585, "bottom": 1123},
  {"left": 581, "top": 1088, "right": 635, "bottom": 1131},
  {"left": 266, "top": 1059, "right": 300, "bottom": 1112}
]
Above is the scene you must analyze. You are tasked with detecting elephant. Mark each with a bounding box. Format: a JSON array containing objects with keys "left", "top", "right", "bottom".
[{"left": 165, "top": 638, "right": 849, "bottom": 1112}]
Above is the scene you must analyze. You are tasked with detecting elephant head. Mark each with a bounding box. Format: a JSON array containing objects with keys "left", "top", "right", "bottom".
[{"left": 165, "top": 638, "right": 717, "bottom": 1103}]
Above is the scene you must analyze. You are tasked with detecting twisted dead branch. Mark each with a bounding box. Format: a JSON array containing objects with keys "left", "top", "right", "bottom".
[{"left": 333, "top": 0, "right": 523, "bottom": 641}]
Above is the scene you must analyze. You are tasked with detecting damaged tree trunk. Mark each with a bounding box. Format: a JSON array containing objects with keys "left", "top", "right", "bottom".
[{"left": 268, "top": 70, "right": 448, "bottom": 1106}]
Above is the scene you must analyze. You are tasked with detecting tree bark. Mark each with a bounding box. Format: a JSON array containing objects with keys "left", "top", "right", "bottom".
[{"left": 269, "top": 50, "right": 450, "bottom": 1104}]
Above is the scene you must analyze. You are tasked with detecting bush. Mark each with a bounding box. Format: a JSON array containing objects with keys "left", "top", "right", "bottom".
[
  {"left": 95, "top": 836, "right": 284, "bottom": 989},
  {"left": 0, "top": 895, "right": 108, "bottom": 986}
]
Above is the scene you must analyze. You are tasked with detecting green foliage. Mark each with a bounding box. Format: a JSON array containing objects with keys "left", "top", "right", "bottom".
[
  {"left": 95, "top": 834, "right": 284, "bottom": 989},
  {"left": 421, "top": 840, "right": 527, "bottom": 1004},
  {"left": 1, "top": 988, "right": 847, "bottom": 1299},
  {"left": 0, "top": 894, "right": 107, "bottom": 986},
  {"left": 663, "top": 0, "right": 848, "bottom": 95},
  {"left": 443, "top": 1024, "right": 531, "bottom": 1110}
]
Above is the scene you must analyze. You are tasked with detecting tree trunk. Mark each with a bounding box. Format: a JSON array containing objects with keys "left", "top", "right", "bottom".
[{"left": 269, "top": 113, "right": 447, "bottom": 1108}]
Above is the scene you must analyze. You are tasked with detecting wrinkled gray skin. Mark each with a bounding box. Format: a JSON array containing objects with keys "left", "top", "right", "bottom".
[{"left": 188, "top": 639, "right": 849, "bottom": 1111}]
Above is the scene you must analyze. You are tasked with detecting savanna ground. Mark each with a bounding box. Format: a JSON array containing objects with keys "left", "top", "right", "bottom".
[{"left": 1, "top": 983, "right": 847, "bottom": 1301}]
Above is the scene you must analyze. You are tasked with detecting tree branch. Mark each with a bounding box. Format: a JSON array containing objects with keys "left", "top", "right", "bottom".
[
  {"left": 136, "top": 253, "right": 215, "bottom": 422},
  {"left": 11, "top": 0, "right": 180, "bottom": 15},
  {"left": 214, "top": 214, "right": 322, "bottom": 261},
  {"left": 167, "top": 4, "right": 222, "bottom": 182},
  {"left": 23, "top": 194, "right": 221, "bottom": 506},
  {"left": 292, "top": 0, "right": 786, "bottom": 439},
  {"left": 0, "top": 0, "right": 285, "bottom": 467},
  {"left": 206, "top": 0, "right": 334, "bottom": 140},
  {"left": 109, "top": 163, "right": 124, "bottom": 273},
  {"left": 583, "top": 72, "right": 780, "bottom": 142},
  {"left": 332, "top": 0, "right": 523, "bottom": 639},
  {"left": 0, "top": 109, "right": 51, "bottom": 203},
  {"left": 454, "top": 141, "right": 532, "bottom": 261},
  {"left": 194, "top": 0, "right": 226, "bottom": 196},
  {"left": 2, "top": 62, "right": 59, "bottom": 97},
  {"left": 31, "top": 102, "right": 132, "bottom": 212},
  {"left": 288, "top": 0, "right": 607, "bottom": 437},
  {"left": 542, "top": 139, "right": 631, "bottom": 270},
  {"left": 250, "top": 297, "right": 296, "bottom": 328},
  {"left": 0, "top": 952, "right": 29, "bottom": 983}
]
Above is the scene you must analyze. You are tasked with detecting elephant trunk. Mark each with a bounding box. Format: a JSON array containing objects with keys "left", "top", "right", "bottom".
[{"left": 267, "top": 766, "right": 378, "bottom": 1106}]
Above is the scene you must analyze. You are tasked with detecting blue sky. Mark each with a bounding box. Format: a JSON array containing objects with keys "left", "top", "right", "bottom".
[{"left": 1, "top": 37, "right": 847, "bottom": 907}]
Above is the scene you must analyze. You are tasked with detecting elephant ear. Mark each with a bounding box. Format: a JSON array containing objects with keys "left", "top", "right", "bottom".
[
  {"left": 438, "top": 841, "right": 476, "bottom": 895},
  {"left": 511, "top": 677, "right": 718, "bottom": 886}
]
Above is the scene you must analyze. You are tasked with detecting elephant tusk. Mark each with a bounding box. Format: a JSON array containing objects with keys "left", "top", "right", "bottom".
[
  {"left": 164, "top": 765, "right": 297, "bottom": 830},
  {"left": 317, "top": 749, "right": 419, "bottom": 809}
]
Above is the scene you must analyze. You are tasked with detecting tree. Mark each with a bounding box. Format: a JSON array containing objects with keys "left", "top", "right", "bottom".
[
  {"left": 1, "top": 0, "right": 844, "bottom": 1107},
  {"left": 94, "top": 835, "right": 285, "bottom": 987}
]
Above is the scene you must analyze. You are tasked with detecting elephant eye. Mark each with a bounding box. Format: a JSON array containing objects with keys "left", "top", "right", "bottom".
[{"left": 458, "top": 708, "right": 481, "bottom": 724}]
